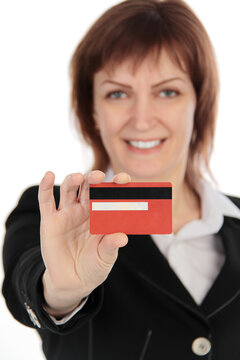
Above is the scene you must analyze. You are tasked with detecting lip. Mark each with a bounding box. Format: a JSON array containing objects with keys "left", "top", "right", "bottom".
[
  {"left": 124, "top": 138, "right": 167, "bottom": 155},
  {"left": 125, "top": 138, "right": 164, "bottom": 142}
]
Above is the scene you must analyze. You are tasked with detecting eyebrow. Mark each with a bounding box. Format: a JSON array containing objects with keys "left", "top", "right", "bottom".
[{"left": 100, "top": 77, "right": 185, "bottom": 88}]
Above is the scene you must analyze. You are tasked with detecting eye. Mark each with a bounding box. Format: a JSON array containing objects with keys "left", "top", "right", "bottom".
[
  {"left": 107, "top": 91, "right": 127, "bottom": 99},
  {"left": 159, "top": 89, "right": 178, "bottom": 98}
]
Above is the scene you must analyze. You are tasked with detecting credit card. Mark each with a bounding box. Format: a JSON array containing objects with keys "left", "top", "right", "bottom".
[{"left": 89, "top": 182, "right": 172, "bottom": 234}]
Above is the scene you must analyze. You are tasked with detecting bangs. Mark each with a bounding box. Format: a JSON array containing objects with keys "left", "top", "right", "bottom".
[
  {"left": 102, "top": 11, "right": 165, "bottom": 72},
  {"left": 90, "top": 10, "right": 189, "bottom": 77}
]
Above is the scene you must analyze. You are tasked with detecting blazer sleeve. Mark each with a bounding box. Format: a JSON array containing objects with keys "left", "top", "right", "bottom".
[{"left": 2, "top": 186, "right": 103, "bottom": 335}]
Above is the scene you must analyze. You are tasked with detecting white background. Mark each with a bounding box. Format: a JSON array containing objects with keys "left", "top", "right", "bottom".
[{"left": 0, "top": 0, "right": 240, "bottom": 359}]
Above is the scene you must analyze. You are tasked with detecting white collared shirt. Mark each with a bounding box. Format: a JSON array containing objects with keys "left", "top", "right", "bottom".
[
  {"left": 50, "top": 170, "right": 240, "bottom": 324},
  {"left": 152, "top": 178, "right": 240, "bottom": 304},
  {"left": 105, "top": 169, "right": 240, "bottom": 304}
]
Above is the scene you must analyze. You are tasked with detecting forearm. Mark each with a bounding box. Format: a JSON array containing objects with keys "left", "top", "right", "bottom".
[{"left": 2, "top": 246, "right": 46, "bottom": 328}]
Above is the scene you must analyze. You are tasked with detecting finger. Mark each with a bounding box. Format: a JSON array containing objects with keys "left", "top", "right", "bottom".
[
  {"left": 79, "top": 170, "right": 105, "bottom": 206},
  {"left": 98, "top": 233, "right": 128, "bottom": 265},
  {"left": 88, "top": 170, "right": 106, "bottom": 185},
  {"left": 58, "top": 173, "right": 84, "bottom": 210},
  {"left": 113, "top": 172, "right": 131, "bottom": 184},
  {"left": 38, "top": 171, "right": 56, "bottom": 217}
]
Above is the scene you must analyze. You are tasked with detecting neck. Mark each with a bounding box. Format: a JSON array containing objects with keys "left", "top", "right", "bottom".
[
  {"left": 139, "top": 172, "right": 200, "bottom": 233},
  {"left": 110, "top": 167, "right": 201, "bottom": 234},
  {"left": 172, "top": 177, "right": 201, "bottom": 233}
]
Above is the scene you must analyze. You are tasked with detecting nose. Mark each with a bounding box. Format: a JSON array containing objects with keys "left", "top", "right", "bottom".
[{"left": 130, "top": 95, "right": 159, "bottom": 131}]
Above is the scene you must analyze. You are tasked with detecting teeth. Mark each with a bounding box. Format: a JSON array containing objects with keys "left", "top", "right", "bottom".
[{"left": 128, "top": 139, "right": 161, "bottom": 149}]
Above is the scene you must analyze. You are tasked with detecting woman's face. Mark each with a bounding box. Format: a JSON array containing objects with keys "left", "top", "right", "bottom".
[{"left": 93, "top": 48, "right": 196, "bottom": 182}]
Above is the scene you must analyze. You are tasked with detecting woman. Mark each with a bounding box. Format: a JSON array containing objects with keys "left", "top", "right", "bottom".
[{"left": 2, "top": 0, "right": 240, "bottom": 359}]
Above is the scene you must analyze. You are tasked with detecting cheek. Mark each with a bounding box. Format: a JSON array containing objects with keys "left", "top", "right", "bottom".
[
  {"left": 97, "top": 106, "right": 127, "bottom": 137},
  {"left": 99, "top": 116, "right": 120, "bottom": 138},
  {"left": 168, "top": 100, "right": 195, "bottom": 138},
  {"left": 97, "top": 116, "right": 122, "bottom": 152},
  {"left": 94, "top": 103, "right": 113, "bottom": 135}
]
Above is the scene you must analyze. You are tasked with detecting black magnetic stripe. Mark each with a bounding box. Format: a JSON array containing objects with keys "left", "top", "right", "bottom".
[{"left": 90, "top": 187, "right": 172, "bottom": 200}]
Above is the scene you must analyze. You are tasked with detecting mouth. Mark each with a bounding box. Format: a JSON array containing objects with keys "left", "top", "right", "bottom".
[{"left": 124, "top": 138, "right": 167, "bottom": 154}]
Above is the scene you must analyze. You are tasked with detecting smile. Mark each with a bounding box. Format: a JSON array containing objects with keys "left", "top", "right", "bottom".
[
  {"left": 124, "top": 138, "right": 167, "bottom": 155},
  {"left": 126, "top": 139, "right": 164, "bottom": 149}
]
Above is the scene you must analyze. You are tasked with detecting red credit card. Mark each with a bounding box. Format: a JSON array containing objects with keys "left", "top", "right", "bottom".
[{"left": 89, "top": 182, "right": 172, "bottom": 235}]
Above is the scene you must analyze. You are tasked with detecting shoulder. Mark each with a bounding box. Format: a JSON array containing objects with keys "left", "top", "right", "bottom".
[
  {"left": 5, "top": 185, "right": 60, "bottom": 227},
  {"left": 18, "top": 185, "right": 60, "bottom": 208}
]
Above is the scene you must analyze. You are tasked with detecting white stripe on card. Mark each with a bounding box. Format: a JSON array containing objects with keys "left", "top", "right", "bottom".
[{"left": 92, "top": 201, "right": 148, "bottom": 211}]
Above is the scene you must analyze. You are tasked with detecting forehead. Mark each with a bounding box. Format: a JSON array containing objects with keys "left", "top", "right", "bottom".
[{"left": 94, "top": 47, "right": 188, "bottom": 82}]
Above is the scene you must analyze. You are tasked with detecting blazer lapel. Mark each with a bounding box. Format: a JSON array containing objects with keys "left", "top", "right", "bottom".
[
  {"left": 200, "top": 216, "right": 240, "bottom": 317},
  {"left": 120, "top": 234, "right": 205, "bottom": 318},
  {"left": 120, "top": 216, "right": 240, "bottom": 320}
]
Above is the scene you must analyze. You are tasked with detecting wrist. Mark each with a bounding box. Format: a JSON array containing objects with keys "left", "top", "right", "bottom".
[
  {"left": 42, "top": 271, "right": 90, "bottom": 317},
  {"left": 42, "top": 297, "right": 87, "bottom": 319}
]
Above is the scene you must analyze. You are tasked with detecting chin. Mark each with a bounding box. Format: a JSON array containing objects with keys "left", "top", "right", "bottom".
[{"left": 123, "top": 164, "right": 170, "bottom": 182}]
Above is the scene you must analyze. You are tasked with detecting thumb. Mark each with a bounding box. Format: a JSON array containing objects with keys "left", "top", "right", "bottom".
[{"left": 98, "top": 233, "right": 128, "bottom": 265}]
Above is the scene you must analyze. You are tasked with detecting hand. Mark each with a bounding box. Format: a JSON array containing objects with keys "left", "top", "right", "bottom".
[{"left": 38, "top": 170, "right": 130, "bottom": 317}]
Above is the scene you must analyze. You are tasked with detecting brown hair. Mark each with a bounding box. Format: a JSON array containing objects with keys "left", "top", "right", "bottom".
[{"left": 70, "top": 0, "right": 219, "bottom": 188}]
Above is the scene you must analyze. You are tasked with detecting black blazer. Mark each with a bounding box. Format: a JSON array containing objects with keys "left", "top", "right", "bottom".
[{"left": 2, "top": 186, "right": 240, "bottom": 360}]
